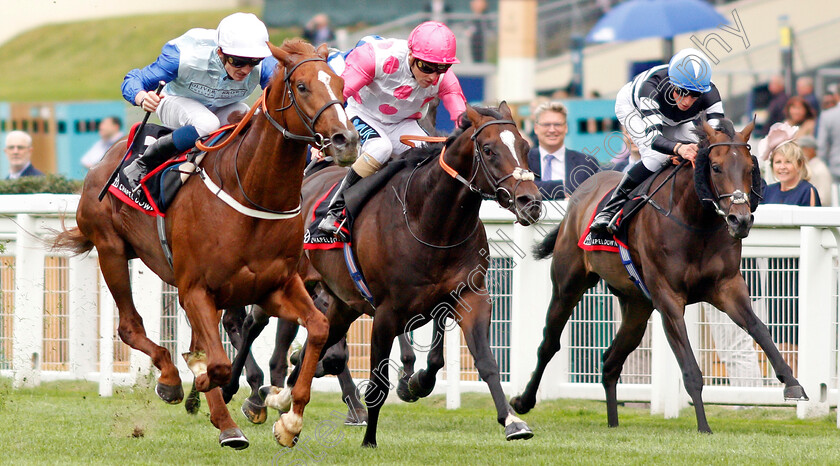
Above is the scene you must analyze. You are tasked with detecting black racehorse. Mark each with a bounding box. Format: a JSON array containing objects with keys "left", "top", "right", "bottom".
[{"left": 510, "top": 119, "right": 808, "bottom": 432}]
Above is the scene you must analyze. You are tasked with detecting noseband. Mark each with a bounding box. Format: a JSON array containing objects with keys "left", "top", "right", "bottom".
[
  {"left": 262, "top": 57, "right": 343, "bottom": 149},
  {"left": 703, "top": 141, "right": 752, "bottom": 217},
  {"left": 440, "top": 119, "right": 535, "bottom": 207}
]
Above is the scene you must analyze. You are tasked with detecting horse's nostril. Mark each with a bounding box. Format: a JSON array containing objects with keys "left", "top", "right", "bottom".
[
  {"left": 331, "top": 133, "right": 347, "bottom": 149},
  {"left": 726, "top": 214, "right": 738, "bottom": 225}
]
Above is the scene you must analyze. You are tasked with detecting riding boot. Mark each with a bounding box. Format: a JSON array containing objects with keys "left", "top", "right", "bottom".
[
  {"left": 589, "top": 162, "right": 654, "bottom": 234},
  {"left": 123, "top": 133, "right": 180, "bottom": 191},
  {"left": 318, "top": 168, "right": 363, "bottom": 241}
]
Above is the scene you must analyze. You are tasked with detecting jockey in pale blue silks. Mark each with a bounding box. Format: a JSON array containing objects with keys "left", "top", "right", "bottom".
[{"left": 120, "top": 12, "right": 278, "bottom": 190}]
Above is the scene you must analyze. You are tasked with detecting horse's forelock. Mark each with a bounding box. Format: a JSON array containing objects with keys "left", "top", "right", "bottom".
[
  {"left": 693, "top": 117, "right": 736, "bottom": 149},
  {"left": 279, "top": 39, "right": 316, "bottom": 57}
]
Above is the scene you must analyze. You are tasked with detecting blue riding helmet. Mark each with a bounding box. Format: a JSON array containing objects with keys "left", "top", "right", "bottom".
[{"left": 668, "top": 48, "right": 712, "bottom": 94}]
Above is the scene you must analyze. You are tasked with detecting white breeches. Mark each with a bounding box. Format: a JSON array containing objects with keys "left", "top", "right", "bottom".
[{"left": 157, "top": 94, "right": 250, "bottom": 137}]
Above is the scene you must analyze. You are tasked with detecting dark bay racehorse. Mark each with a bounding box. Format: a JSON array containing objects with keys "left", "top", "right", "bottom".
[
  {"left": 283, "top": 103, "right": 542, "bottom": 447},
  {"left": 510, "top": 119, "right": 808, "bottom": 432},
  {"left": 50, "top": 40, "right": 359, "bottom": 449}
]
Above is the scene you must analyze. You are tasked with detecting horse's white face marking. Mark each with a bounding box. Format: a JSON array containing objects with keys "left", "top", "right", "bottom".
[
  {"left": 500, "top": 130, "right": 520, "bottom": 166},
  {"left": 317, "top": 70, "right": 348, "bottom": 127}
]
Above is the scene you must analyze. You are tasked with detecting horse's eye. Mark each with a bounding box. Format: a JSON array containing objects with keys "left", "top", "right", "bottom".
[
  {"left": 712, "top": 164, "right": 722, "bottom": 173},
  {"left": 296, "top": 83, "right": 307, "bottom": 93},
  {"left": 482, "top": 146, "right": 493, "bottom": 156}
]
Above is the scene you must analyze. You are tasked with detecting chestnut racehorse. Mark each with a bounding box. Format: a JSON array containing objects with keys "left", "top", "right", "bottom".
[
  {"left": 50, "top": 40, "right": 358, "bottom": 449},
  {"left": 510, "top": 119, "right": 808, "bottom": 432}
]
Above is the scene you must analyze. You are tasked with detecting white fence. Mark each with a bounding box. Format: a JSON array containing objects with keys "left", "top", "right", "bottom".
[{"left": 1, "top": 195, "right": 839, "bottom": 426}]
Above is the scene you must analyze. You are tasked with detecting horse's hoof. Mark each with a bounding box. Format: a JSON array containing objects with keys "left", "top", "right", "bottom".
[
  {"left": 509, "top": 395, "right": 533, "bottom": 415},
  {"left": 273, "top": 412, "right": 302, "bottom": 447},
  {"left": 241, "top": 398, "right": 267, "bottom": 424},
  {"left": 344, "top": 407, "right": 367, "bottom": 426},
  {"left": 505, "top": 421, "right": 534, "bottom": 441},
  {"left": 221, "top": 385, "right": 237, "bottom": 404},
  {"left": 784, "top": 385, "right": 809, "bottom": 401},
  {"left": 397, "top": 377, "right": 419, "bottom": 402},
  {"left": 185, "top": 391, "right": 200, "bottom": 414},
  {"left": 155, "top": 382, "right": 184, "bottom": 404},
  {"left": 265, "top": 386, "right": 292, "bottom": 413},
  {"left": 408, "top": 370, "right": 434, "bottom": 399},
  {"left": 219, "top": 427, "right": 249, "bottom": 450}
]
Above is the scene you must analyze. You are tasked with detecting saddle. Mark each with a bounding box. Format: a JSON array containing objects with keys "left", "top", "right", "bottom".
[
  {"left": 108, "top": 123, "right": 201, "bottom": 216},
  {"left": 304, "top": 155, "right": 420, "bottom": 249}
]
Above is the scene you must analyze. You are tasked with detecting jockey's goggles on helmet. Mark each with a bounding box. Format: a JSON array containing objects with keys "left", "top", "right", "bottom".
[
  {"left": 414, "top": 59, "right": 452, "bottom": 75},
  {"left": 223, "top": 54, "right": 263, "bottom": 68},
  {"left": 675, "top": 86, "right": 703, "bottom": 98}
]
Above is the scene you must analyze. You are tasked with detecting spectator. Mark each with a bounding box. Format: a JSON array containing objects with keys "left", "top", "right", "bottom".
[
  {"left": 4, "top": 130, "right": 44, "bottom": 179},
  {"left": 795, "top": 76, "right": 819, "bottom": 116},
  {"left": 467, "top": 0, "right": 489, "bottom": 63},
  {"left": 302, "top": 13, "right": 336, "bottom": 48},
  {"left": 700, "top": 302, "right": 763, "bottom": 388},
  {"left": 81, "top": 116, "right": 124, "bottom": 169},
  {"left": 783, "top": 96, "right": 815, "bottom": 138},
  {"left": 820, "top": 93, "right": 837, "bottom": 112},
  {"left": 817, "top": 93, "right": 840, "bottom": 184},
  {"left": 526, "top": 100, "right": 600, "bottom": 200},
  {"left": 765, "top": 74, "right": 788, "bottom": 130},
  {"left": 611, "top": 127, "right": 640, "bottom": 173},
  {"left": 759, "top": 122, "right": 820, "bottom": 207},
  {"left": 798, "top": 135, "right": 831, "bottom": 206}
]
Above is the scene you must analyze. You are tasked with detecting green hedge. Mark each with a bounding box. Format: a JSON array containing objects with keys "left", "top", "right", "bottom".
[{"left": 0, "top": 174, "right": 83, "bottom": 194}]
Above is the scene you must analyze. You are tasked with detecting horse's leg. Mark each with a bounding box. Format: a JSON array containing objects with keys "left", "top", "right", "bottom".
[
  {"left": 269, "top": 319, "right": 298, "bottom": 387},
  {"left": 185, "top": 380, "right": 201, "bottom": 414},
  {"left": 221, "top": 306, "right": 271, "bottom": 404},
  {"left": 181, "top": 290, "right": 246, "bottom": 448},
  {"left": 709, "top": 276, "right": 807, "bottom": 400},
  {"left": 459, "top": 294, "right": 533, "bottom": 441},
  {"left": 361, "top": 309, "right": 399, "bottom": 448},
  {"left": 260, "top": 275, "right": 330, "bottom": 448},
  {"left": 655, "top": 293, "right": 711, "bottom": 433},
  {"left": 98, "top": 252, "right": 183, "bottom": 403},
  {"left": 601, "top": 297, "right": 654, "bottom": 428},
  {"left": 407, "top": 316, "right": 445, "bottom": 400},
  {"left": 221, "top": 306, "right": 268, "bottom": 424},
  {"left": 510, "top": 254, "right": 595, "bottom": 415},
  {"left": 336, "top": 355, "right": 367, "bottom": 426},
  {"left": 396, "top": 333, "right": 419, "bottom": 402}
]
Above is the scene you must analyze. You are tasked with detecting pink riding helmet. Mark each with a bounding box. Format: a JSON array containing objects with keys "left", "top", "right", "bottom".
[{"left": 407, "top": 21, "right": 460, "bottom": 65}]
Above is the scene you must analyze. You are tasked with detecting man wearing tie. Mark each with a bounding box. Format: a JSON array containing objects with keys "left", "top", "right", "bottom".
[{"left": 527, "top": 101, "right": 600, "bottom": 200}]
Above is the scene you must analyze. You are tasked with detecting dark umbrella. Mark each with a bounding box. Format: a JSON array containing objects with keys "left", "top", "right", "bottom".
[{"left": 586, "top": 0, "right": 729, "bottom": 58}]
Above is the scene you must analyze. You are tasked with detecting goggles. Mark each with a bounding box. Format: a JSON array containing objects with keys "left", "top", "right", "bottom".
[
  {"left": 675, "top": 86, "right": 703, "bottom": 98},
  {"left": 415, "top": 59, "right": 452, "bottom": 75},
  {"left": 223, "top": 54, "right": 263, "bottom": 68}
]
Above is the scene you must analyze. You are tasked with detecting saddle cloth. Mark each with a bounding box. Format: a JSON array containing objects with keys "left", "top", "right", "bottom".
[{"left": 107, "top": 123, "right": 194, "bottom": 216}]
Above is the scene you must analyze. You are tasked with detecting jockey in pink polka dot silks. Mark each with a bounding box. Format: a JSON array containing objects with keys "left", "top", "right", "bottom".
[{"left": 319, "top": 21, "right": 467, "bottom": 240}]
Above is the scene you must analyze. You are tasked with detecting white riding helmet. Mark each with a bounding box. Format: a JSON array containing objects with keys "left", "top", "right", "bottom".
[{"left": 217, "top": 12, "right": 271, "bottom": 58}]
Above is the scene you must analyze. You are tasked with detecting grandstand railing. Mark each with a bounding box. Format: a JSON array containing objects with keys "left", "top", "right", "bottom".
[{"left": 0, "top": 195, "right": 838, "bottom": 424}]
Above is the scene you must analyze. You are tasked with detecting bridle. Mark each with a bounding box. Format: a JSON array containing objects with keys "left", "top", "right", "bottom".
[
  {"left": 439, "top": 119, "right": 535, "bottom": 206},
  {"left": 702, "top": 140, "right": 752, "bottom": 218},
  {"left": 396, "top": 118, "right": 536, "bottom": 249},
  {"left": 261, "top": 57, "right": 343, "bottom": 150}
]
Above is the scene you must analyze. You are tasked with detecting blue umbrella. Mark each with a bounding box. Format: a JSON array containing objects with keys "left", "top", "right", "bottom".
[{"left": 587, "top": 0, "right": 729, "bottom": 43}]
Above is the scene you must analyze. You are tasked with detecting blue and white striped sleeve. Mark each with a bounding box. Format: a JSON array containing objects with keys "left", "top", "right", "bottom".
[
  {"left": 121, "top": 42, "right": 180, "bottom": 105},
  {"left": 260, "top": 55, "right": 279, "bottom": 89}
]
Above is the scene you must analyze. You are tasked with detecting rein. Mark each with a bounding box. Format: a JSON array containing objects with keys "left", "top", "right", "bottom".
[
  {"left": 194, "top": 56, "right": 339, "bottom": 219},
  {"left": 394, "top": 119, "right": 535, "bottom": 248}
]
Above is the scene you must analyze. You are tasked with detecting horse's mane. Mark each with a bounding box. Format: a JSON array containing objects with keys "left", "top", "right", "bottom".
[
  {"left": 279, "top": 38, "right": 316, "bottom": 57},
  {"left": 692, "top": 117, "right": 761, "bottom": 212},
  {"left": 394, "top": 106, "right": 506, "bottom": 166}
]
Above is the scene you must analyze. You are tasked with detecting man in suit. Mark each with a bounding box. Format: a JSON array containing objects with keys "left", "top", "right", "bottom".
[
  {"left": 5, "top": 130, "right": 44, "bottom": 179},
  {"left": 526, "top": 100, "right": 600, "bottom": 200}
]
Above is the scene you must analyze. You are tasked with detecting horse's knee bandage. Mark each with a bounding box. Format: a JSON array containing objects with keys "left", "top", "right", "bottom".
[{"left": 352, "top": 153, "right": 383, "bottom": 177}]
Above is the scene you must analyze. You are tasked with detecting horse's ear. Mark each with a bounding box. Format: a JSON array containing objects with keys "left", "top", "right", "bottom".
[
  {"left": 702, "top": 119, "right": 717, "bottom": 140},
  {"left": 739, "top": 118, "right": 755, "bottom": 142},
  {"left": 315, "top": 43, "right": 329, "bottom": 60},
  {"left": 268, "top": 42, "right": 288, "bottom": 63},
  {"left": 499, "top": 100, "right": 512, "bottom": 118},
  {"left": 465, "top": 105, "right": 480, "bottom": 126}
]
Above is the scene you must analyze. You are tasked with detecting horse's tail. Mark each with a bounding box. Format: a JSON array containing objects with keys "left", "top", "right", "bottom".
[
  {"left": 532, "top": 224, "right": 560, "bottom": 260},
  {"left": 48, "top": 217, "right": 94, "bottom": 256}
]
